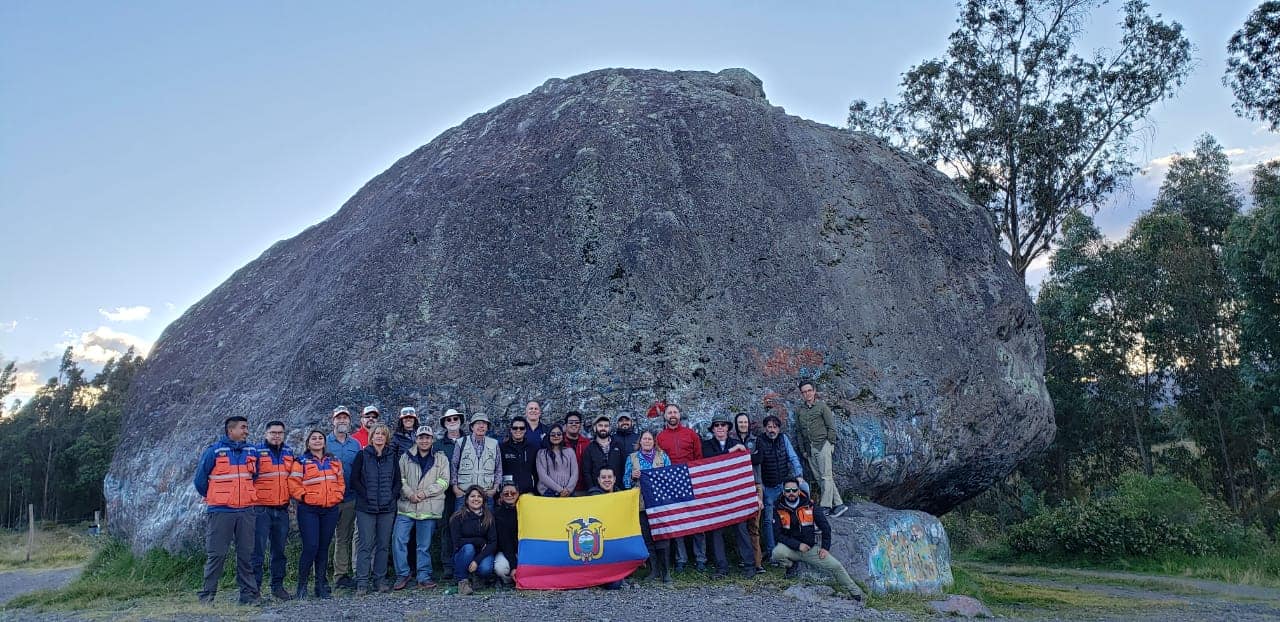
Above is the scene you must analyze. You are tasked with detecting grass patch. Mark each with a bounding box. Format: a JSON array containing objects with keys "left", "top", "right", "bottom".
[
  {"left": 5, "top": 538, "right": 205, "bottom": 613},
  {"left": 0, "top": 523, "right": 98, "bottom": 570},
  {"left": 948, "top": 565, "right": 1173, "bottom": 616},
  {"left": 961, "top": 542, "right": 1280, "bottom": 589}
]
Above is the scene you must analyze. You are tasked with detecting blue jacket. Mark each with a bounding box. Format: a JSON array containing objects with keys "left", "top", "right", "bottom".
[
  {"left": 327, "top": 432, "right": 363, "bottom": 501},
  {"left": 193, "top": 436, "right": 257, "bottom": 513}
]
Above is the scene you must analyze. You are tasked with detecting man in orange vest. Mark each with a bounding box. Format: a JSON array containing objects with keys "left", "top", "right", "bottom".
[
  {"left": 251, "top": 420, "right": 295, "bottom": 601},
  {"left": 193, "top": 415, "right": 260, "bottom": 604}
]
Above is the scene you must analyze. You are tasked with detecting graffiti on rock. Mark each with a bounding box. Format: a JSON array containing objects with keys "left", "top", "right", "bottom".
[
  {"left": 751, "top": 346, "right": 826, "bottom": 379},
  {"left": 867, "top": 516, "right": 953, "bottom": 594}
]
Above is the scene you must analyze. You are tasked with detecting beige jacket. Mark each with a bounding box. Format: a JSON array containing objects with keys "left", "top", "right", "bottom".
[{"left": 397, "top": 449, "right": 450, "bottom": 519}]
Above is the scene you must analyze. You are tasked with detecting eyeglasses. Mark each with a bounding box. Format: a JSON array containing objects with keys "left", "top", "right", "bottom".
[
  {"left": 511, "top": 426, "right": 526, "bottom": 431},
  {"left": 566, "top": 421, "right": 581, "bottom": 425},
  {"left": 783, "top": 488, "right": 800, "bottom": 493}
]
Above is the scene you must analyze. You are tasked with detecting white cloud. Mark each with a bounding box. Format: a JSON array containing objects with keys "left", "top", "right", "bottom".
[
  {"left": 98, "top": 305, "right": 151, "bottom": 322},
  {"left": 164, "top": 302, "right": 176, "bottom": 312},
  {"left": 0, "top": 321, "right": 15, "bottom": 333},
  {"left": 57, "top": 326, "right": 152, "bottom": 364}
]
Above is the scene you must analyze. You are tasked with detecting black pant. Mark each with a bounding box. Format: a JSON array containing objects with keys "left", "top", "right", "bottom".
[{"left": 200, "top": 511, "right": 256, "bottom": 601}]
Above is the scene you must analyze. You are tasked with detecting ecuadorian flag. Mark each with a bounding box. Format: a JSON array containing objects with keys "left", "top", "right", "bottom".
[{"left": 515, "top": 489, "right": 649, "bottom": 590}]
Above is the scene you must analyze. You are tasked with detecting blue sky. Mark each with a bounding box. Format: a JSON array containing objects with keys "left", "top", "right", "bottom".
[{"left": 1, "top": 1, "right": 1275, "bottom": 405}]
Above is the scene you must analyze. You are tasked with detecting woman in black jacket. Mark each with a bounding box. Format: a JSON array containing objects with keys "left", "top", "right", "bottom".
[
  {"left": 493, "top": 482, "right": 520, "bottom": 587},
  {"left": 449, "top": 485, "right": 498, "bottom": 595},
  {"left": 350, "top": 424, "right": 400, "bottom": 594}
]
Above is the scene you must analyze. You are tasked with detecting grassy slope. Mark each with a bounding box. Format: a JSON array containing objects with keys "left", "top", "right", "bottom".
[
  {"left": 960, "top": 543, "right": 1280, "bottom": 589},
  {"left": 0, "top": 524, "right": 97, "bottom": 571}
]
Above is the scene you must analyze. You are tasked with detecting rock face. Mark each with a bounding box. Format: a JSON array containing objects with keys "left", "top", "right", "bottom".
[
  {"left": 798, "top": 501, "right": 954, "bottom": 595},
  {"left": 105, "top": 67, "right": 1053, "bottom": 552}
]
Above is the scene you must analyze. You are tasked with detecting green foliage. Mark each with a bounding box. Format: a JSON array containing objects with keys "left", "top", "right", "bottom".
[
  {"left": 0, "top": 349, "right": 143, "bottom": 527},
  {"left": 1006, "top": 473, "right": 1263, "bottom": 559},
  {"left": 849, "top": 0, "right": 1192, "bottom": 277},
  {"left": 1225, "top": 1, "right": 1280, "bottom": 131},
  {"left": 5, "top": 538, "right": 204, "bottom": 611}
]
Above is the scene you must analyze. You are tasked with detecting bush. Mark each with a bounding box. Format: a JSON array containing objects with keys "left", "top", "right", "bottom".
[
  {"left": 942, "top": 510, "right": 1000, "bottom": 551},
  {"left": 1007, "top": 472, "right": 1264, "bottom": 559}
]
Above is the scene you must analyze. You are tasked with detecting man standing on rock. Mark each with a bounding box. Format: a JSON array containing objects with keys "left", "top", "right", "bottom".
[
  {"left": 251, "top": 420, "right": 295, "bottom": 601},
  {"left": 326, "top": 406, "right": 363, "bottom": 591},
  {"left": 795, "top": 381, "right": 848, "bottom": 517},
  {"left": 193, "top": 415, "right": 259, "bottom": 604},
  {"left": 772, "top": 477, "right": 864, "bottom": 601},
  {"left": 656, "top": 402, "right": 707, "bottom": 571}
]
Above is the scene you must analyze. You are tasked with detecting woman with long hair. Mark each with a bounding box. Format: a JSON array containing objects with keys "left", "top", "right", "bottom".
[
  {"left": 535, "top": 423, "right": 578, "bottom": 497},
  {"left": 449, "top": 485, "right": 498, "bottom": 595},
  {"left": 288, "top": 429, "right": 346, "bottom": 599},
  {"left": 350, "top": 423, "right": 400, "bottom": 594},
  {"left": 623, "top": 429, "right": 672, "bottom": 583}
]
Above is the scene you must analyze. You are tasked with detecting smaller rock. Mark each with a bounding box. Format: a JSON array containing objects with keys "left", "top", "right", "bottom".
[{"left": 928, "top": 595, "right": 994, "bottom": 618}]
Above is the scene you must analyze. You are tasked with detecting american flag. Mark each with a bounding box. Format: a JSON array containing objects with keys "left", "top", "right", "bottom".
[{"left": 641, "top": 451, "right": 759, "bottom": 540}]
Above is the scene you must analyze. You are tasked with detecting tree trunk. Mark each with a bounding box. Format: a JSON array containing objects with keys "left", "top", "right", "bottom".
[
  {"left": 41, "top": 439, "right": 54, "bottom": 520},
  {"left": 1213, "top": 399, "right": 1238, "bottom": 511}
]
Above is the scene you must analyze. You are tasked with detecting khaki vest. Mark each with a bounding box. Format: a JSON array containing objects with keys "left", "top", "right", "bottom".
[{"left": 457, "top": 436, "right": 499, "bottom": 489}]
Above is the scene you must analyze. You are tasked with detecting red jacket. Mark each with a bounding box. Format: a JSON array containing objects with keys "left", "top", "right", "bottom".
[
  {"left": 567, "top": 434, "right": 592, "bottom": 490},
  {"left": 657, "top": 425, "right": 703, "bottom": 464},
  {"left": 352, "top": 427, "right": 370, "bottom": 448}
]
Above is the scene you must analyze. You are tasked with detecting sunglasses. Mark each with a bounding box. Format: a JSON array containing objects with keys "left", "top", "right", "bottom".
[
  {"left": 549, "top": 432, "right": 564, "bottom": 437},
  {"left": 444, "top": 416, "right": 461, "bottom": 422},
  {"left": 511, "top": 426, "right": 527, "bottom": 431},
  {"left": 783, "top": 488, "right": 800, "bottom": 493}
]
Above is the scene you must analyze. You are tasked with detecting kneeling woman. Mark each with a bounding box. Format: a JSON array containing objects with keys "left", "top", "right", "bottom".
[
  {"left": 288, "top": 429, "right": 346, "bottom": 599},
  {"left": 450, "top": 485, "right": 498, "bottom": 595}
]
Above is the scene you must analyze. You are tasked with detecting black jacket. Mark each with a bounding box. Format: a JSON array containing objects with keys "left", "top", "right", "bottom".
[
  {"left": 756, "top": 433, "right": 798, "bottom": 488},
  {"left": 701, "top": 436, "right": 744, "bottom": 458},
  {"left": 772, "top": 491, "right": 831, "bottom": 551},
  {"left": 500, "top": 438, "right": 539, "bottom": 493},
  {"left": 582, "top": 438, "right": 627, "bottom": 488},
  {"left": 449, "top": 508, "right": 498, "bottom": 560},
  {"left": 494, "top": 501, "right": 519, "bottom": 567},
  {"left": 350, "top": 445, "right": 400, "bottom": 514},
  {"left": 612, "top": 429, "right": 639, "bottom": 454},
  {"left": 390, "top": 429, "right": 417, "bottom": 461}
]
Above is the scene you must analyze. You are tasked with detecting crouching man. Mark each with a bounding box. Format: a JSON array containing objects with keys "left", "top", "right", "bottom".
[{"left": 771, "top": 477, "right": 864, "bottom": 601}]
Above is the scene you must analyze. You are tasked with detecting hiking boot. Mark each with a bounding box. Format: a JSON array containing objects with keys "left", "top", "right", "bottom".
[
  {"left": 354, "top": 586, "right": 369, "bottom": 597},
  {"left": 784, "top": 563, "right": 800, "bottom": 579},
  {"left": 392, "top": 577, "right": 410, "bottom": 591},
  {"left": 238, "top": 595, "right": 261, "bottom": 606},
  {"left": 272, "top": 587, "right": 292, "bottom": 601},
  {"left": 417, "top": 580, "right": 437, "bottom": 589},
  {"left": 336, "top": 576, "right": 356, "bottom": 590},
  {"left": 694, "top": 561, "right": 707, "bottom": 572},
  {"left": 198, "top": 593, "right": 215, "bottom": 604},
  {"left": 829, "top": 503, "right": 849, "bottom": 518},
  {"left": 377, "top": 583, "right": 392, "bottom": 593},
  {"left": 457, "top": 579, "right": 473, "bottom": 596}
]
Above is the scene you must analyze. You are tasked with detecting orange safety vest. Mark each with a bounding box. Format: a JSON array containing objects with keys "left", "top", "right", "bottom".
[
  {"left": 206, "top": 444, "right": 258, "bottom": 509},
  {"left": 254, "top": 445, "right": 296, "bottom": 506},
  {"left": 289, "top": 454, "right": 346, "bottom": 508}
]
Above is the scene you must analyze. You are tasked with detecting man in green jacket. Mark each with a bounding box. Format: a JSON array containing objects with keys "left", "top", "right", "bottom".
[{"left": 794, "top": 381, "right": 848, "bottom": 517}]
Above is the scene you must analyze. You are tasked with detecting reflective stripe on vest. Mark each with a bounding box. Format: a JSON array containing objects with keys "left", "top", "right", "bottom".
[{"left": 206, "top": 446, "right": 257, "bottom": 509}]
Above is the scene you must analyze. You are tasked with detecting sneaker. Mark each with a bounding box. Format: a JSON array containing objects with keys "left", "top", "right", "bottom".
[
  {"left": 711, "top": 569, "right": 728, "bottom": 580},
  {"left": 238, "top": 595, "right": 261, "bottom": 606},
  {"left": 377, "top": 583, "right": 392, "bottom": 593},
  {"left": 198, "top": 593, "right": 215, "bottom": 604},
  {"left": 272, "top": 587, "right": 292, "bottom": 601},
  {"left": 694, "top": 561, "right": 707, "bottom": 572},
  {"left": 417, "top": 580, "right": 437, "bottom": 589},
  {"left": 316, "top": 591, "right": 332, "bottom": 600},
  {"left": 784, "top": 564, "right": 800, "bottom": 579},
  {"left": 829, "top": 504, "right": 849, "bottom": 517},
  {"left": 335, "top": 576, "right": 356, "bottom": 590},
  {"left": 753, "top": 566, "right": 767, "bottom": 576},
  {"left": 392, "top": 577, "right": 410, "bottom": 591},
  {"left": 355, "top": 586, "right": 369, "bottom": 597}
]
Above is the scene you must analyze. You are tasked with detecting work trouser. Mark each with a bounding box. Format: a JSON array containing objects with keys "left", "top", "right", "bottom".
[
  {"left": 744, "top": 486, "right": 763, "bottom": 567},
  {"left": 354, "top": 510, "right": 395, "bottom": 589},
  {"left": 331, "top": 499, "right": 356, "bottom": 580},
  {"left": 771, "top": 542, "right": 862, "bottom": 597},
  {"left": 200, "top": 510, "right": 256, "bottom": 601},
  {"left": 672, "top": 532, "right": 706, "bottom": 566},
  {"left": 251, "top": 505, "right": 289, "bottom": 592},
  {"left": 296, "top": 503, "right": 339, "bottom": 597},
  {"left": 811, "top": 441, "right": 843, "bottom": 509}
]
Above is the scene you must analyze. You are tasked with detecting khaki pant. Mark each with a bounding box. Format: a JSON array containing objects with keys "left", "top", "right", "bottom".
[
  {"left": 771, "top": 543, "right": 862, "bottom": 597},
  {"left": 745, "top": 486, "right": 762, "bottom": 567},
  {"left": 812, "top": 441, "right": 843, "bottom": 509},
  {"left": 331, "top": 500, "right": 356, "bottom": 579}
]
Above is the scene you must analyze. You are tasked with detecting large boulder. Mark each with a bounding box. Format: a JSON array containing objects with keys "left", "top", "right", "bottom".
[
  {"left": 795, "top": 501, "right": 955, "bottom": 595},
  {"left": 105, "top": 67, "right": 1053, "bottom": 552}
]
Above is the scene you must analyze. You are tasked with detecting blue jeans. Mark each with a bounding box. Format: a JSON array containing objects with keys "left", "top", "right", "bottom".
[
  {"left": 393, "top": 515, "right": 437, "bottom": 583},
  {"left": 452, "top": 543, "right": 495, "bottom": 581},
  {"left": 252, "top": 505, "right": 289, "bottom": 591},
  {"left": 296, "top": 503, "right": 339, "bottom": 597},
  {"left": 761, "top": 481, "right": 810, "bottom": 557}
]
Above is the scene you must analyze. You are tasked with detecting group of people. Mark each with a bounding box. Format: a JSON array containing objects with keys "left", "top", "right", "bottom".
[{"left": 193, "top": 380, "right": 863, "bottom": 604}]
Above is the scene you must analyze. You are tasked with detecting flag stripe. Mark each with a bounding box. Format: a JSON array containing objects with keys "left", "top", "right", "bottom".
[
  {"left": 517, "top": 535, "right": 648, "bottom": 567},
  {"left": 640, "top": 452, "right": 759, "bottom": 541},
  {"left": 515, "top": 560, "right": 644, "bottom": 590}
]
